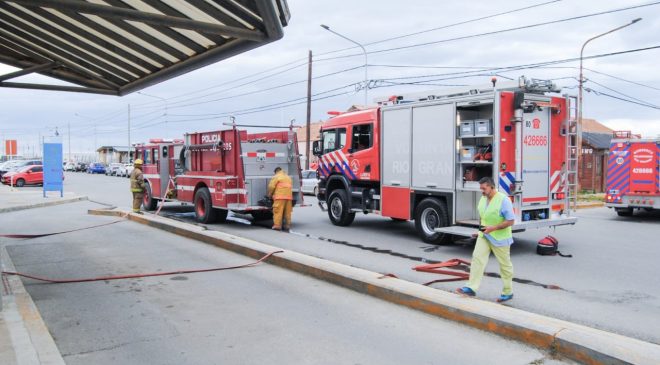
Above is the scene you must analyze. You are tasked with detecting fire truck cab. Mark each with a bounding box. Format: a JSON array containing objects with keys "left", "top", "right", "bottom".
[
  {"left": 313, "top": 77, "right": 578, "bottom": 244},
  {"left": 605, "top": 131, "right": 660, "bottom": 216}
]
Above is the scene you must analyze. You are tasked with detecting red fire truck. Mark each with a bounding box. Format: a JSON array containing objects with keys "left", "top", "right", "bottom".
[
  {"left": 136, "top": 125, "right": 303, "bottom": 223},
  {"left": 313, "top": 77, "right": 578, "bottom": 244},
  {"left": 605, "top": 131, "right": 660, "bottom": 216}
]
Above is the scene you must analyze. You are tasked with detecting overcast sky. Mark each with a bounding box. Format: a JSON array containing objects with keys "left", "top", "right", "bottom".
[{"left": 1, "top": 0, "right": 659, "bottom": 155}]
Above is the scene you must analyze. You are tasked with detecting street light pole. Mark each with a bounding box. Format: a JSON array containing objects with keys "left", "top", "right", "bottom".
[{"left": 320, "top": 24, "right": 368, "bottom": 105}]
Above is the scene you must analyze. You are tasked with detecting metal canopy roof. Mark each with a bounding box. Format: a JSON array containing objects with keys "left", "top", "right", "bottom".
[{"left": 0, "top": 0, "right": 290, "bottom": 95}]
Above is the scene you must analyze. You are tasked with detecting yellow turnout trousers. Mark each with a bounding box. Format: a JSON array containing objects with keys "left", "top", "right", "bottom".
[{"left": 272, "top": 199, "right": 292, "bottom": 229}]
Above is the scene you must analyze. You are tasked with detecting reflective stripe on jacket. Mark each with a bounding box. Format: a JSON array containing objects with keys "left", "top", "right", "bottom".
[
  {"left": 268, "top": 171, "right": 293, "bottom": 200},
  {"left": 130, "top": 167, "right": 145, "bottom": 193}
]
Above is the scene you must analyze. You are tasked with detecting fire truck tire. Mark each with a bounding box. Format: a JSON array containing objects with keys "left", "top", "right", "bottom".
[
  {"left": 194, "top": 188, "right": 217, "bottom": 223},
  {"left": 142, "top": 184, "right": 158, "bottom": 211},
  {"left": 616, "top": 208, "right": 633, "bottom": 217},
  {"left": 328, "top": 189, "right": 355, "bottom": 226},
  {"left": 414, "top": 198, "right": 451, "bottom": 245}
]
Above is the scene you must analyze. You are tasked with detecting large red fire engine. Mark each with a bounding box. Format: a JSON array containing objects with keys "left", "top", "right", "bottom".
[
  {"left": 605, "top": 131, "right": 660, "bottom": 216},
  {"left": 136, "top": 124, "right": 303, "bottom": 223},
  {"left": 313, "top": 77, "right": 578, "bottom": 244}
]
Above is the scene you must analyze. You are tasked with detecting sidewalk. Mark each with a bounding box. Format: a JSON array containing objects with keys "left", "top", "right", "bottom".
[
  {"left": 1, "top": 185, "right": 73, "bottom": 365},
  {"left": 0, "top": 184, "right": 87, "bottom": 213}
]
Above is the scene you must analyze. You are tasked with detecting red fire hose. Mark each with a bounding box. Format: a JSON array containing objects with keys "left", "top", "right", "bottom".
[{"left": 1, "top": 251, "right": 283, "bottom": 284}]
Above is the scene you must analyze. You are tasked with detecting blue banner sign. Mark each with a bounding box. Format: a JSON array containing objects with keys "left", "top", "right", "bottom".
[{"left": 43, "top": 142, "right": 63, "bottom": 197}]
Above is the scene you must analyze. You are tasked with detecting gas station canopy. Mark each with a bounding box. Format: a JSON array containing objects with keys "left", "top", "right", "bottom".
[{"left": 0, "top": 0, "right": 290, "bottom": 95}]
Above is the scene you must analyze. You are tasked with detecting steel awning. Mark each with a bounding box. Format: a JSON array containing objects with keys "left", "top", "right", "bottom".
[{"left": 0, "top": 0, "right": 290, "bottom": 95}]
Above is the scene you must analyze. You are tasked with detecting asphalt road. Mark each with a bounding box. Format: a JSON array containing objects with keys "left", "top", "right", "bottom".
[
  {"left": 55, "top": 172, "right": 660, "bottom": 343},
  {"left": 0, "top": 201, "right": 573, "bottom": 365}
]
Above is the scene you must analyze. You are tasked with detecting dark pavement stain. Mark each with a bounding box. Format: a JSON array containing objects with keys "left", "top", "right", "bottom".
[{"left": 170, "top": 275, "right": 188, "bottom": 281}]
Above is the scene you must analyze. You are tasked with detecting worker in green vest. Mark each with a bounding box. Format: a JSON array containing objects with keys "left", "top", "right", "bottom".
[{"left": 456, "top": 176, "right": 515, "bottom": 303}]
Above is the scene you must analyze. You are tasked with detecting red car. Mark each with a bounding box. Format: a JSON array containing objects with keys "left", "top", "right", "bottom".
[{"left": 2, "top": 165, "right": 43, "bottom": 187}]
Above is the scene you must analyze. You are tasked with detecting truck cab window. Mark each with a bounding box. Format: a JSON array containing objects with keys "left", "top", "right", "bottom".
[
  {"left": 322, "top": 128, "right": 347, "bottom": 154},
  {"left": 351, "top": 124, "right": 372, "bottom": 152}
]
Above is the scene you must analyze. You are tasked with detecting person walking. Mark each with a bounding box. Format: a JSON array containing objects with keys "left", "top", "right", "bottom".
[
  {"left": 268, "top": 167, "right": 293, "bottom": 231},
  {"left": 129, "top": 159, "right": 145, "bottom": 214},
  {"left": 456, "top": 177, "right": 515, "bottom": 303}
]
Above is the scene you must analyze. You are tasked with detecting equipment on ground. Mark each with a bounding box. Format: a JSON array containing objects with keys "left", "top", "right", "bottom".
[{"left": 313, "top": 76, "right": 578, "bottom": 244}]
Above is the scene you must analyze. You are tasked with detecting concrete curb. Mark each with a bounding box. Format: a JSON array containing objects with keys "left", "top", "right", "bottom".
[
  {"left": 1, "top": 246, "right": 65, "bottom": 365},
  {"left": 577, "top": 202, "right": 604, "bottom": 210},
  {"left": 0, "top": 196, "right": 88, "bottom": 214},
  {"left": 88, "top": 208, "right": 660, "bottom": 365}
]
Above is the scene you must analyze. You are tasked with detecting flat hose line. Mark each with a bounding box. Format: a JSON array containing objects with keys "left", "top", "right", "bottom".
[
  {"left": 2, "top": 251, "right": 283, "bottom": 284},
  {"left": 0, "top": 220, "right": 126, "bottom": 239}
]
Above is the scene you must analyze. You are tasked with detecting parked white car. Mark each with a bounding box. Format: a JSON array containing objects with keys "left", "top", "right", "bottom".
[
  {"left": 117, "top": 163, "right": 133, "bottom": 177},
  {"left": 301, "top": 170, "right": 319, "bottom": 196},
  {"left": 64, "top": 162, "right": 76, "bottom": 171},
  {"left": 106, "top": 162, "right": 123, "bottom": 176}
]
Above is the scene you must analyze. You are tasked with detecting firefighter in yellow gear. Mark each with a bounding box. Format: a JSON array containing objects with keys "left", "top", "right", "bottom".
[
  {"left": 130, "top": 159, "right": 145, "bottom": 214},
  {"left": 268, "top": 167, "right": 293, "bottom": 231}
]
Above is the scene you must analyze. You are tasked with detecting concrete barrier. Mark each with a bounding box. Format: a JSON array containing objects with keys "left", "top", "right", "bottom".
[{"left": 88, "top": 208, "right": 660, "bottom": 365}]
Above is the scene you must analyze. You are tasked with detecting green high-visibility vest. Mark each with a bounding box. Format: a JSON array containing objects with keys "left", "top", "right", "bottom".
[{"left": 477, "top": 192, "right": 513, "bottom": 241}]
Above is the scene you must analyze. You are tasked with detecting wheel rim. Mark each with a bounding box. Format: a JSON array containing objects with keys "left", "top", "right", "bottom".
[
  {"left": 420, "top": 207, "right": 440, "bottom": 235},
  {"left": 330, "top": 196, "right": 343, "bottom": 220},
  {"left": 196, "top": 197, "right": 206, "bottom": 217}
]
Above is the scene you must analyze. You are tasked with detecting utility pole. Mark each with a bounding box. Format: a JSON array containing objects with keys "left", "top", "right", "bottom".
[
  {"left": 128, "top": 104, "right": 131, "bottom": 162},
  {"left": 68, "top": 122, "right": 71, "bottom": 162},
  {"left": 305, "top": 50, "right": 312, "bottom": 170},
  {"left": 94, "top": 124, "right": 97, "bottom": 157}
]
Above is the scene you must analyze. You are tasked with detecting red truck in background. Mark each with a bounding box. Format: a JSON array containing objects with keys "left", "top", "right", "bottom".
[
  {"left": 605, "top": 131, "right": 660, "bottom": 216},
  {"left": 313, "top": 77, "right": 579, "bottom": 244},
  {"left": 136, "top": 124, "right": 303, "bottom": 223}
]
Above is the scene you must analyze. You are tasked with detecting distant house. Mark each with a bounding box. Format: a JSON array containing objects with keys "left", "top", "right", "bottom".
[
  {"left": 296, "top": 121, "right": 322, "bottom": 170},
  {"left": 96, "top": 146, "right": 132, "bottom": 164},
  {"left": 580, "top": 119, "right": 614, "bottom": 193}
]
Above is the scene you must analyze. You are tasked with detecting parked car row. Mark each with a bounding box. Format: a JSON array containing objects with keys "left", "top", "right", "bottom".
[
  {"left": 0, "top": 159, "right": 42, "bottom": 178},
  {"left": 64, "top": 161, "right": 134, "bottom": 177},
  {"left": 1, "top": 165, "right": 44, "bottom": 187}
]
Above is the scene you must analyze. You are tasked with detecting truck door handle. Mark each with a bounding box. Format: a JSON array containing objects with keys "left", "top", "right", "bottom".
[
  {"left": 426, "top": 183, "right": 437, "bottom": 188},
  {"left": 390, "top": 181, "right": 401, "bottom": 186}
]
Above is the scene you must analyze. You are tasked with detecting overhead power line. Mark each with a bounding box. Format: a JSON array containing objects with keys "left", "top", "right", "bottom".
[
  {"left": 315, "top": 1, "right": 660, "bottom": 61},
  {"left": 316, "top": 0, "right": 563, "bottom": 56}
]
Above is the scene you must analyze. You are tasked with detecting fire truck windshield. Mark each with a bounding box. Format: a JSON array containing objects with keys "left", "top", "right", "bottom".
[{"left": 322, "top": 128, "right": 346, "bottom": 154}]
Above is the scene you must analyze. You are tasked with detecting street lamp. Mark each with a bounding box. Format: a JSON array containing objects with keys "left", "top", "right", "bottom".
[
  {"left": 321, "top": 24, "right": 369, "bottom": 105},
  {"left": 578, "top": 18, "right": 641, "bottom": 146},
  {"left": 577, "top": 18, "right": 641, "bottom": 193}
]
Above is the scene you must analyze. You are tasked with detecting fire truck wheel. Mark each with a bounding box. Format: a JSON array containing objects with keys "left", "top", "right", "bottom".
[
  {"left": 328, "top": 189, "right": 355, "bottom": 226},
  {"left": 142, "top": 184, "right": 158, "bottom": 211},
  {"left": 414, "top": 198, "right": 451, "bottom": 245},
  {"left": 616, "top": 208, "right": 633, "bottom": 217},
  {"left": 194, "top": 187, "right": 217, "bottom": 223}
]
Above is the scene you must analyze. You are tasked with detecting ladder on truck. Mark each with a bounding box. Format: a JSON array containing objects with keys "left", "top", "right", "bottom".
[{"left": 564, "top": 95, "right": 579, "bottom": 213}]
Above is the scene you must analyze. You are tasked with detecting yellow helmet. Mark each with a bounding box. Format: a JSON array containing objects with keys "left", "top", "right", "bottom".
[{"left": 134, "top": 159, "right": 143, "bottom": 165}]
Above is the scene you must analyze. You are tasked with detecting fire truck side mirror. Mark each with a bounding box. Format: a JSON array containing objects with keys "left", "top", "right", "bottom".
[
  {"left": 513, "top": 91, "right": 525, "bottom": 109},
  {"left": 312, "top": 141, "right": 322, "bottom": 156}
]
